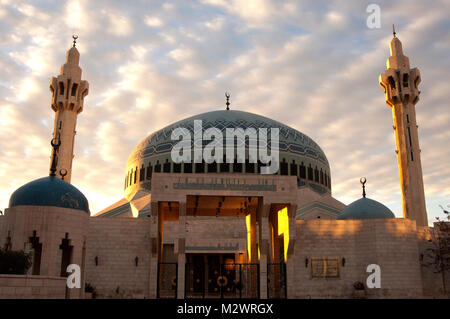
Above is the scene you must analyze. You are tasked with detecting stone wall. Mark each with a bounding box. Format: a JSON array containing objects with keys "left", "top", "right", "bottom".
[
  {"left": 0, "top": 216, "right": 5, "bottom": 247},
  {"left": 293, "top": 218, "right": 424, "bottom": 298},
  {"left": 85, "top": 217, "right": 151, "bottom": 298},
  {"left": 164, "top": 217, "right": 247, "bottom": 253},
  {"left": 0, "top": 275, "right": 66, "bottom": 299},
  {"left": 1, "top": 205, "right": 89, "bottom": 299}
]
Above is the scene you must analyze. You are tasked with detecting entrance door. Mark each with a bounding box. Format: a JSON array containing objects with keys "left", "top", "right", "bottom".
[
  {"left": 186, "top": 253, "right": 242, "bottom": 298},
  {"left": 192, "top": 255, "right": 205, "bottom": 294}
]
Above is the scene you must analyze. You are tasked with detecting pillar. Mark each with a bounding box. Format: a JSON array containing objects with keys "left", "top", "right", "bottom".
[
  {"left": 286, "top": 203, "right": 297, "bottom": 298},
  {"left": 149, "top": 201, "right": 160, "bottom": 298},
  {"left": 258, "top": 202, "right": 271, "bottom": 299}
]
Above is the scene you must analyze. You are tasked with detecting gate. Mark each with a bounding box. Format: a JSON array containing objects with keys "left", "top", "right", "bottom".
[
  {"left": 185, "top": 263, "right": 259, "bottom": 298},
  {"left": 157, "top": 262, "right": 178, "bottom": 299},
  {"left": 267, "top": 262, "right": 287, "bottom": 299}
]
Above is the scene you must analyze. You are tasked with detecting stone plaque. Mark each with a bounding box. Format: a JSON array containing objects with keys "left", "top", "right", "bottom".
[{"left": 311, "top": 258, "right": 339, "bottom": 278}]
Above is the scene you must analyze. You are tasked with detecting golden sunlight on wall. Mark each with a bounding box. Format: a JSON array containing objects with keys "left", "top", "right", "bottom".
[
  {"left": 246, "top": 213, "right": 251, "bottom": 260},
  {"left": 278, "top": 207, "right": 289, "bottom": 262}
]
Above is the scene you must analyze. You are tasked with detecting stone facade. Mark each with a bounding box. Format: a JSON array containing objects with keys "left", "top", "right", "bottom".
[
  {"left": 294, "top": 219, "right": 423, "bottom": 298},
  {"left": 0, "top": 205, "right": 88, "bottom": 299},
  {"left": 1, "top": 34, "right": 446, "bottom": 300},
  {"left": 84, "top": 218, "right": 151, "bottom": 298},
  {"left": 0, "top": 275, "right": 66, "bottom": 299},
  {"left": 1, "top": 194, "right": 448, "bottom": 299}
]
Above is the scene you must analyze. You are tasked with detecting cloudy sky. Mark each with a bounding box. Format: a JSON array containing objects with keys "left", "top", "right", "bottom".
[{"left": 0, "top": 0, "right": 448, "bottom": 224}]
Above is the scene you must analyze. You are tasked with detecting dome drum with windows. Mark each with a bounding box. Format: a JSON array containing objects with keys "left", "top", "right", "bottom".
[{"left": 124, "top": 110, "right": 331, "bottom": 201}]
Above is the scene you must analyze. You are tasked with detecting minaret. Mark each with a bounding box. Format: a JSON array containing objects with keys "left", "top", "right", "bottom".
[
  {"left": 49, "top": 35, "right": 89, "bottom": 183},
  {"left": 379, "top": 27, "right": 428, "bottom": 226}
]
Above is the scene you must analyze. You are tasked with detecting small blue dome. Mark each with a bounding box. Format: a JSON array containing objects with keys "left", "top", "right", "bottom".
[
  {"left": 9, "top": 176, "right": 90, "bottom": 214},
  {"left": 337, "top": 197, "right": 395, "bottom": 220}
]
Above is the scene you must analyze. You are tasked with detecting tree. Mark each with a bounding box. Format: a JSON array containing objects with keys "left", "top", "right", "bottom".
[
  {"left": 0, "top": 248, "right": 32, "bottom": 274},
  {"left": 421, "top": 205, "right": 450, "bottom": 294}
]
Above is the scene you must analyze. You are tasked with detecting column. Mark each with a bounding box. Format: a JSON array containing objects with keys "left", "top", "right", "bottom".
[
  {"left": 258, "top": 202, "right": 271, "bottom": 299},
  {"left": 286, "top": 203, "right": 297, "bottom": 299},
  {"left": 148, "top": 201, "right": 160, "bottom": 298},
  {"left": 249, "top": 205, "right": 258, "bottom": 297}
]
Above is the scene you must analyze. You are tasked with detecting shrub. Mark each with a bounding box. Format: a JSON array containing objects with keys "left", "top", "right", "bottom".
[
  {"left": 353, "top": 281, "right": 365, "bottom": 290},
  {"left": 0, "top": 248, "right": 32, "bottom": 274},
  {"left": 85, "top": 282, "right": 97, "bottom": 298}
]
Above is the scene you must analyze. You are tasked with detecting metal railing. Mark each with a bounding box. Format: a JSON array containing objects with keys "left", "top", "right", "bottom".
[
  {"left": 267, "top": 262, "right": 287, "bottom": 299},
  {"left": 185, "top": 263, "right": 259, "bottom": 299},
  {"left": 157, "top": 262, "right": 178, "bottom": 299}
]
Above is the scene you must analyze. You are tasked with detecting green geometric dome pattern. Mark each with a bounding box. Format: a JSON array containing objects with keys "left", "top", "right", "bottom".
[{"left": 127, "top": 110, "right": 329, "bottom": 167}]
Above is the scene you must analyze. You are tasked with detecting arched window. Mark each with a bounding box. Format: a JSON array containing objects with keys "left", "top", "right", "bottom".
[
  {"left": 233, "top": 157, "right": 242, "bottom": 173},
  {"left": 307, "top": 165, "right": 313, "bottom": 181},
  {"left": 208, "top": 161, "right": 217, "bottom": 173},
  {"left": 163, "top": 159, "right": 171, "bottom": 173},
  {"left": 324, "top": 172, "right": 328, "bottom": 187},
  {"left": 220, "top": 155, "right": 229, "bottom": 173},
  {"left": 403, "top": 73, "right": 409, "bottom": 87},
  {"left": 154, "top": 161, "right": 161, "bottom": 173},
  {"left": 134, "top": 167, "right": 138, "bottom": 184},
  {"left": 29, "top": 231, "right": 42, "bottom": 275},
  {"left": 314, "top": 166, "right": 319, "bottom": 183},
  {"left": 146, "top": 163, "right": 153, "bottom": 179},
  {"left": 290, "top": 160, "right": 298, "bottom": 176},
  {"left": 71, "top": 83, "right": 78, "bottom": 96},
  {"left": 245, "top": 158, "right": 254, "bottom": 173},
  {"left": 388, "top": 76, "right": 396, "bottom": 89},
  {"left": 320, "top": 169, "right": 324, "bottom": 185},
  {"left": 59, "top": 233, "right": 73, "bottom": 277},
  {"left": 299, "top": 162, "right": 306, "bottom": 179},
  {"left": 140, "top": 165, "right": 145, "bottom": 181},
  {"left": 59, "top": 82, "right": 64, "bottom": 95},
  {"left": 280, "top": 158, "right": 288, "bottom": 175},
  {"left": 184, "top": 162, "right": 193, "bottom": 173},
  {"left": 173, "top": 163, "right": 181, "bottom": 173},
  {"left": 195, "top": 161, "right": 205, "bottom": 173}
]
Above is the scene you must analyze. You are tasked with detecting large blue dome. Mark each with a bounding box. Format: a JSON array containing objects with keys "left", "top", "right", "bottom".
[
  {"left": 337, "top": 197, "right": 395, "bottom": 220},
  {"left": 9, "top": 176, "right": 90, "bottom": 214}
]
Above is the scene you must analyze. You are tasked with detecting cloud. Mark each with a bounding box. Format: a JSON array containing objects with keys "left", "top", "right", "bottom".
[
  {"left": 145, "top": 16, "right": 164, "bottom": 28},
  {"left": 0, "top": 0, "right": 448, "bottom": 224}
]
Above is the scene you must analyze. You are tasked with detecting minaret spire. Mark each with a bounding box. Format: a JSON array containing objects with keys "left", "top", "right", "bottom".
[
  {"left": 379, "top": 31, "right": 428, "bottom": 226},
  {"left": 72, "top": 34, "right": 78, "bottom": 47},
  {"left": 360, "top": 177, "right": 367, "bottom": 198},
  {"left": 49, "top": 36, "right": 89, "bottom": 183}
]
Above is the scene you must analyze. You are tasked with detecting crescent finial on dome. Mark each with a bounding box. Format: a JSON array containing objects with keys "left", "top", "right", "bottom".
[{"left": 225, "top": 92, "right": 230, "bottom": 110}]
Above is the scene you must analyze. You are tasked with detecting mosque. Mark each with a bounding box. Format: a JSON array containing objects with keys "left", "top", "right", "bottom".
[{"left": 0, "top": 33, "right": 448, "bottom": 299}]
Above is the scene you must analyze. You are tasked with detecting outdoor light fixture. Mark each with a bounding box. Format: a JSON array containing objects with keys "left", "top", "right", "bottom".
[{"left": 342, "top": 257, "right": 346, "bottom": 267}]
